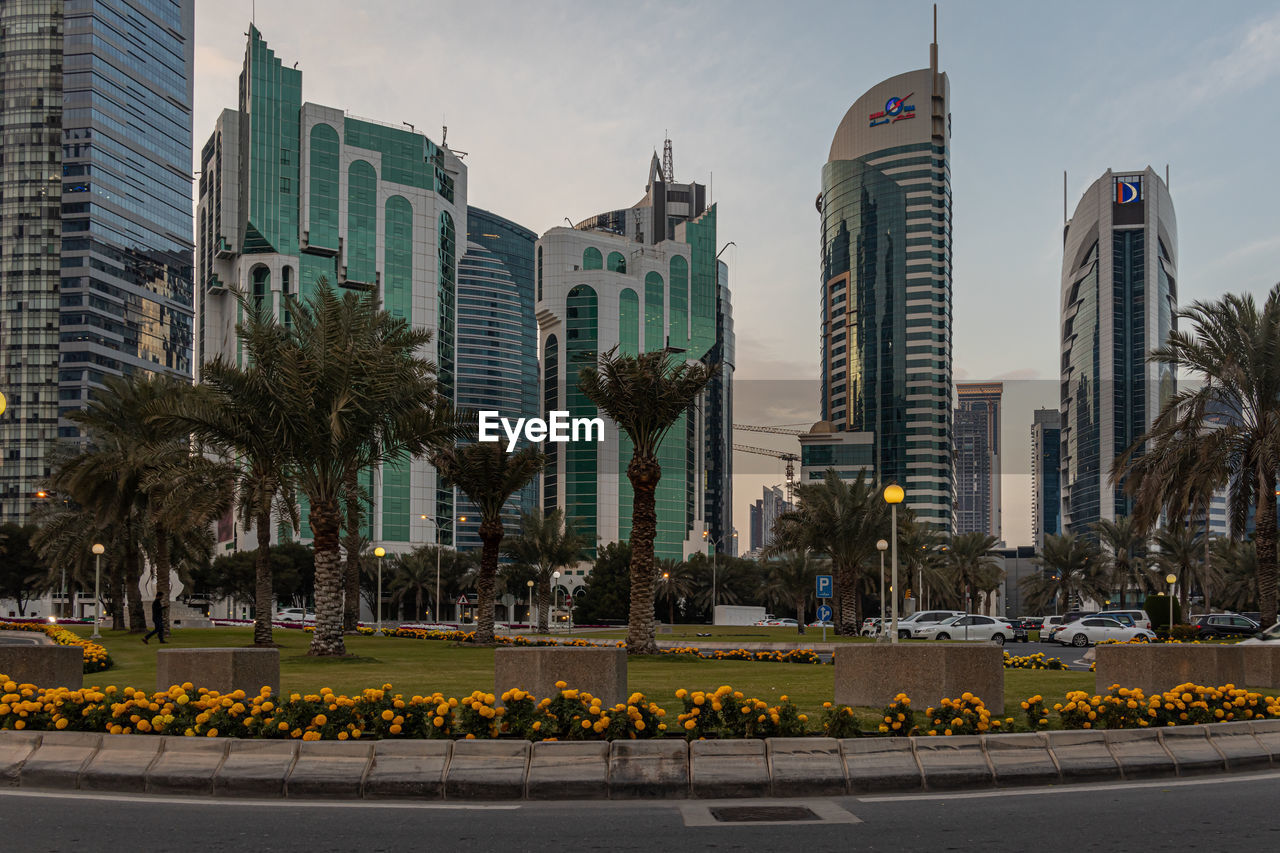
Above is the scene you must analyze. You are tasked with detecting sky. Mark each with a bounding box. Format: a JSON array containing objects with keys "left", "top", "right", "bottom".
[{"left": 193, "top": 0, "right": 1280, "bottom": 549}]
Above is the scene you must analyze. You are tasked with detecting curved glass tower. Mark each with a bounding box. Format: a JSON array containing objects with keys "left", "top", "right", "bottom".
[
  {"left": 819, "top": 34, "right": 952, "bottom": 528},
  {"left": 1059, "top": 168, "right": 1176, "bottom": 536}
]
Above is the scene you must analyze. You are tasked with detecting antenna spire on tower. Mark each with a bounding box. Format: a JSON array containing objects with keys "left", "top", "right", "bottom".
[{"left": 663, "top": 133, "right": 674, "bottom": 183}]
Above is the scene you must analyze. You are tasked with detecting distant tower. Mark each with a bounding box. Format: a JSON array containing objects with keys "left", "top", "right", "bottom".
[
  {"left": 955, "top": 383, "right": 1003, "bottom": 539},
  {"left": 663, "top": 134, "right": 674, "bottom": 183}
]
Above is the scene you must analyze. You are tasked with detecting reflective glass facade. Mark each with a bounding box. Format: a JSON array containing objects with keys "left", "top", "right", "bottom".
[
  {"left": 1031, "top": 408, "right": 1061, "bottom": 552},
  {"left": 1, "top": 0, "right": 195, "bottom": 524},
  {"left": 455, "top": 205, "right": 538, "bottom": 552}
]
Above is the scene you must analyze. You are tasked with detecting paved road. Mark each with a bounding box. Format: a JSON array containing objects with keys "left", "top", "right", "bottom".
[{"left": 3, "top": 771, "right": 1278, "bottom": 850}]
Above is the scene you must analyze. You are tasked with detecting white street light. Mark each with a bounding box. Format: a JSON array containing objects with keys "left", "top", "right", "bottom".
[
  {"left": 91, "top": 543, "right": 105, "bottom": 639},
  {"left": 374, "top": 547, "right": 386, "bottom": 634},
  {"left": 884, "top": 484, "right": 904, "bottom": 644},
  {"left": 876, "top": 539, "right": 889, "bottom": 643}
]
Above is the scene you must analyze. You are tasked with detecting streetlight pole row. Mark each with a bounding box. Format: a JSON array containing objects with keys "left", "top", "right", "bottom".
[{"left": 884, "top": 484, "right": 904, "bottom": 644}]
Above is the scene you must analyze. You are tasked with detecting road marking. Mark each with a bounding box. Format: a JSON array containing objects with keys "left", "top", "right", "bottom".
[
  {"left": 857, "top": 770, "right": 1280, "bottom": 802},
  {"left": 679, "top": 798, "right": 861, "bottom": 826},
  {"left": 0, "top": 790, "right": 520, "bottom": 810}
]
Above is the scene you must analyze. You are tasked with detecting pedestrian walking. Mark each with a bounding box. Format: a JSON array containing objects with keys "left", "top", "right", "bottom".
[{"left": 142, "top": 597, "right": 167, "bottom": 644}]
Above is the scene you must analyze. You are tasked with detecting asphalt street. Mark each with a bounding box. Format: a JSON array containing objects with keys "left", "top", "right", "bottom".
[{"left": 4, "top": 771, "right": 1277, "bottom": 851}]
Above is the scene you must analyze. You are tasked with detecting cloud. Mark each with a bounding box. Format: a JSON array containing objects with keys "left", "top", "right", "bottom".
[{"left": 1181, "top": 10, "right": 1280, "bottom": 106}]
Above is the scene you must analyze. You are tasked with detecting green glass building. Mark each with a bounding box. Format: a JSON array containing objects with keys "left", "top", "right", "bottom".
[
  {"left": 196, "top": 26, "right": 466, "bottom": 553},
  {"left": 537, "top": 149, "right": 733, "bottom": 580},
  {"left": 819, "top": 34, "right": 952, "bottom": 528}
]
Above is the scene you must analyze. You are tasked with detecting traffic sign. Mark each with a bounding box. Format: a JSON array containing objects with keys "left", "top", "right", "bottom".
[
  {"left": 816, "top": 604, "right": 832, "bottom": 622},
  {"left": 815, "top": 574, "right": 833, "bottom": 599},
  {"left": 456, "top": 594, "right": 469, "bottom": 606}
]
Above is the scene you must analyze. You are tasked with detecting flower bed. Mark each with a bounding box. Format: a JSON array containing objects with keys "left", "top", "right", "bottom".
[
  {"left": 1003, "top": 651, "right": 1066, "bottom": 670},
  {"left": 1055, "top": 683, "right": 1278, "bottom": 728},
  {"left": 0, "top": 621, "right": 112, "bottom": 673}
]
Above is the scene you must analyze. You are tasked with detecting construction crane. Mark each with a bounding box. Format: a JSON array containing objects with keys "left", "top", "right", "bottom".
[
  {"left": 735, "top": 424, "right": 807, "bottom": 437},
  {"left": 733, "top": 443, "right": 799, "bottom": 502}
]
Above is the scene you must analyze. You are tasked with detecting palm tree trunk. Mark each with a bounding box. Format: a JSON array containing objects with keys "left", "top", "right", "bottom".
[
  {"left": 111, "top": 558, "right": 125, "bottom": 630},
  {"left": 343, "top": 544, "right": 361, "bottom": 633},
  {"left": 153, "top": 526, "right": 171, "bottom": 635},
  {"left": 536, "top": 570, "right": 551, "bottom": 633},
  {"left": 253, "top": 506, "right": 275, "bottom": 646},
  {"left": 474, "top": 519, "right": 502, "bottom": 645},
  {"left": 836, "top": 561, "right": 860, "bottom": 635},
  {"left": 625, "top": 455, "right": 660, "bottom": 654},
  {"left": 1257, "top": 468, "right": 1278, "bottom": 628},
  {"left": 125, "top": 526, "right": 145, "bottom": 633},
  {"left": 795, "top": 592, "right": 806, "bottom": 635},
  {"left": 415, "top": 588, "right": 423, "bottom": 623},
  {"left": 307, "top": 500, "right": 347, "bottom": 656}
]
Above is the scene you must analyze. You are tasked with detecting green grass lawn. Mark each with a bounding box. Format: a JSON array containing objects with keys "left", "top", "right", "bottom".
[{"left": 63, "top": 625, "right": 1094, "bottom": 723}]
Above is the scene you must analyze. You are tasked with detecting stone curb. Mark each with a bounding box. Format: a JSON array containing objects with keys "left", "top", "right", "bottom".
[{"left": 1, "top": 723, "right": 1275, "bottom": 799}]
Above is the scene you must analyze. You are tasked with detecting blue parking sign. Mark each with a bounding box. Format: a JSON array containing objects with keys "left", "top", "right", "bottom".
[
  {"left": 817, "top": 604, "right": 832, "bottom": 622},
  {"left": 815, "top": 574, "right": 833, "bottom": 599}
]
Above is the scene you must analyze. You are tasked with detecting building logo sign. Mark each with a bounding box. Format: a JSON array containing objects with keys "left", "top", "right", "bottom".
[
  {"left": 869, "top": 93, "right": 915, "bottom": 127},
  {"left": 1115, "top": 177, "right": 1142, "bottom": 204}
]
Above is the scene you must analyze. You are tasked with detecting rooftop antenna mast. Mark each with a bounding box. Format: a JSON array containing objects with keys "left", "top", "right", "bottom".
[{"left": 662, "top": 132, "right": 674, "bottom": 183}]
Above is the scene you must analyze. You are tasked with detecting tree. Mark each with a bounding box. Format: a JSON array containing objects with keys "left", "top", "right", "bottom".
[
  {"left": 502, "top": 509, "right": 588, "bottom": 632},
  {"left": 1094, "top": 517, "right": 1154, "bottom": 609},
  {"left": 1115, "top": 285, "right": 1280, "bottom": 626},
  {"left": 944, "top": 532, "right": 1002, "bottom": 613},
  {"left": 387, "top": 546, "right": 437, "bottom": 623},
  {"left": 573, "top": 541, "right": 632, "bottom": 624},
  {"left": 772, "top": 470, "right": 889, "bottom": 634},
  {"left": 246, "top": 283, "right": 461, "bottom": 656},
  {"left": 1212, "top": 538, "right": 1258, "bottom": 613},
  {"left": 1022, "top": 533, "right": 1107, "bottom": 615},
  {"left": 430, "top": 442, "right": 543, "bottom": 645},
  {"left": 759, "top": 550, "right": 824, "bottom": 634},
  {"left": 154, "top": 292, "right": 299, "bottom": 646},
  {"left": 655, "top": 558, "right": 695, "bottom": 625},
  {"left": 898, "top": 514, "right": 945, "bottom": 609},
  {"left": 578, "top": 347, "right": 717, "bottom": 654},
  {"left": 1153, "top": 523, "right": 1217, "bottom": 619},
  {"left": 0, "top": 524, "right": 47, "bottom": 616}
]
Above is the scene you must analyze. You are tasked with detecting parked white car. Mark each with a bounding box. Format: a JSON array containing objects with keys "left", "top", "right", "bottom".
[
  {"left": 1098, "top": 609, "right": 1154, "bottom": 631},
  {"left": 1054, "top": 616, "right": 1155, "bottom": 647},
  {"left": 894, "top": 610, "right": 965, "bottom": 640},
  {"left": 914, "top": 614, "right": 1014, "bottom": 645},
  {"left": 275, "top": 608, "right": 315, "bottom": 622},
  {"left": 1239, "top": 622, "right": 1280, "bottom": 644}
]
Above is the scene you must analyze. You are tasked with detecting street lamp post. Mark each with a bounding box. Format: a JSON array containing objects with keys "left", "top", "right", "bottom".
[
  {"left": 876, "top": 539, "right": 889, "bottom": 643},
  {"left": 526, "top": 580, "right": 534, "bottom": 629},
  {"left": 701, "top": 530, "right": 737, "bottom": 625},
  {"left": 91, "top": 544, "right": 105, "bottom": 639},
  {"left": 552, "top": 571, "right": 561, "bottom": 631},
  {"left": 884, "top": 485, "right": 905, "bottom": 644},
  {"left": 1166, "top": 572, "right": 1177, "bottom": 602},
  {"left": 374, "top": 547, "right": 386, "bottom": 634}
]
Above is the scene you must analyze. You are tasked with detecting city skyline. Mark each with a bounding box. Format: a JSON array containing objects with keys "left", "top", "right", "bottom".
[{"left": 189, "top": 0, "right": 1280, "bottom": 546}]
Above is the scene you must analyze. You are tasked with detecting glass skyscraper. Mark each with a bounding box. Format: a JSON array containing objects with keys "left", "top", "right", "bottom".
[
  {"left": 197, "top": 26, "right": 466, "bottom": 554},
  {"left": 0, "top": 0, "right": 195, "bottom": 525},
  {"left": 1031, "top": 408, "right": 1061, "bottom": 552},
  {"left": 954, "top": 383, "right": 1002, "bottom": 539},
  {"left": 819, "top": 33, "right": 952, "bottom": 528},
  {"left": 1059, "top": 168, "right": 1176, "bottom": 537},
  {"left": 455, "top": 206, "right": 538, "bottom": 552}
]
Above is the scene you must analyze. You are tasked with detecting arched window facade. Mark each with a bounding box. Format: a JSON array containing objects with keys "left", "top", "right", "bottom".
[
  {"left": 644, "top": 271, "right": 664, "bottom": 352},
  {"left": 606, "top": 251, "right": 626, "bottom": 273},
  {"left": 582, "top": 247, "right": 603, "bottom": 270},
  {"left": 565, "top": 285, "right": 599, "bottom": 555},
  {"left": 619, "top": 288, "right": 639, "bottom": 356},
  {"left": 347, "top": 160, "right": 377, "bottom": 284},
  {"left": 308, "top": 123, "right": 340, "bottom": 251},
  {"left": 385, "top": 196, "right": 413, "bottom": 320}
]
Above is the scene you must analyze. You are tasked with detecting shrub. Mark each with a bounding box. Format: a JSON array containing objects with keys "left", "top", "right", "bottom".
[
  {"left": 1020, "top": 695, "right": 1050, "bottom": 729},
  {"left": 924, "top": 693, "right": 1012, "bottom": 735},
  {"left": 878, "top": 693, "right": 915, "bottom": 736},
  {"left": 1143, "top": 594, "right": 1182, "bottom": 632},
  {"left": 821, "top": 702, "right": 860, "bottom": 738}
]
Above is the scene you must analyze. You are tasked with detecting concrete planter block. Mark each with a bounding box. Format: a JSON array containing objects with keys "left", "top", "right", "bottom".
[
  {"left": 833, "top": 644, "right": 1005, "bottom": 713},
  {"left": 981, "top": 732, "right": 1060, "bottom": 786},
  {"left": 1158, "top": 726, "right": 1225, "bottom": 775},
  {"left": 213, "top": 740, "right": 298, "bottom": 797},
  {"left": 1103, "top": 729, "right": 1176, "bottom": 779},
  {"left": 1094, "top": 645, "right": 1245, "bottom": 696},
  {"left": 156, "top": 648, "right": 279, "bottom": 696},
  {"left": 766, "top": 738, "right": 846, "bottom": 797},
  {"left": 690, "top": 739, "right": 770, "bottom": 799},
  {"left": 1203, "top": 721, "right": 1268, "bottom": 770},
  {"left": 19, "top": 731, "right": 101, "bottom": 789},
  {"left": 0, "top": 731, "right": 41, "bottom": 786},
  {"left": 526, "top": 741, "right": 609, "bottom": 800},
  {"left": 493, "top": 647, "right": 627, "bottom": 706},
  {"left": 0, "top": 646, "right": 82, "bottom": 690},
  {"left": 1239, "top": 646, "right": 1280, "bottom": 689},
  {"left": 444, "top": 740, "right": 530, "bottom": 800},
  {"left": 79, "top": 734, "right": 164, "bottom": 793},
  {"left": 1043, "top": 730, "right": 1120, "bottom": 781},
  {"left": 1248, "top": 719, "right": 1280, "bottom": 763},
  {"left": 840, "top": 738, "right": 922, "bottom": 793},
  {"left": 913, "top": 735, "right": 993, "bottom": 789},
  {"left": 364, "top": 740, "right": 450, "bottom": 799},
  {"left": 145, "top": 737, "right": 229, "bottom": 795},
  {"left": 286, "top": 740, "right": 373, "bottom": 798},
  {"left": 608, "top": 740, "right": 689, "bottom": 799}
]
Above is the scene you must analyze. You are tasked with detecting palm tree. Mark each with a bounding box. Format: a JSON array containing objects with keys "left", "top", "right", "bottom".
[
  {"left": 772, "top": 470, "right": 889, "bottom": 634},
  {"left": 1094, "top": 517, "right": 1153, "bottom": 609},
  {"left": 1022, "top": 532, "right": 1107, "bottom": 615},
  {"left": 387, "top": 546, "right": 438, "bottom": 622},
  {"left": 502, "top": 509, "right": 588, "bottom": 632},
  {"left": 655, "top": 558, "right": 695, "bottom": 626},
  {"left": 430, "top": 442, "right": 543, "bottom": 645},
  {"left": 759, "top": 550, "right": 824, "bottom": 634},
  {"left": 945, "top": 532, "right": 1002, "bottom": 613},
  {"left": 1153, "top": 523, "right": 1217, "bottom": 619},
  {"left": 578, "top": 347, "right": 717, "bottom": 654},
  {"left": 898, "top": 514, "right": 945, "bottom": 609},
  {"left": 248, "top": 283, "right": 461, "bottom": 656},
  {"left": 155, "top": 293, "right": 299, "bottom": 646},
  {"left": 1212, "top": 538, "right": 1258, "bottom": 613},
  {"left": 1115, "top": 285, "right": 1280, "bottom": 626}
]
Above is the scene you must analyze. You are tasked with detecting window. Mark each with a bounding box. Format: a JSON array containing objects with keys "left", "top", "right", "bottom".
[
  {"left": 606, "top": 251, "right": 626, "bottom": 273},
  {"left": 582, "top": 247, "right": 603, "bottom": 270}
]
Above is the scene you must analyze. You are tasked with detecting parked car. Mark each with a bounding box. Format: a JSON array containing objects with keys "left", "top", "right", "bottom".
[
  {"left": 808, "top": 620, "right": 834, "bottom": 628},
  {"left": 1098, "top": 609, "right": 1151, "bottom": 630},
  {"left": 894, "top": 610, "right": 965, "bottom": 640},
  {"left": 1041, "top": 615, "right": 1067, "bottom": 641},
  {"left": 860, "top": 618, "right": 883, "bottom": 637},
  {"left": 1239, "top": 622, "right": 1280, "bottom": 644},
  {"left": 774, "top": 618, "right": 799, "bottom": 627},
  {"left": 1054, "top": 616, "right": 1155, "bottom": 647},
  {"left": 1193, "top": 614, "right": 1260, "bottom": 639},
  {"left": 1020, "top": 616, "right": 1044, "bottom": 632},
  {"left": 275, "top": 608, "right": 315, "bottom": 622},
  {"left": 914, "top": 614, "right": 1013, "bottom": 645}
]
